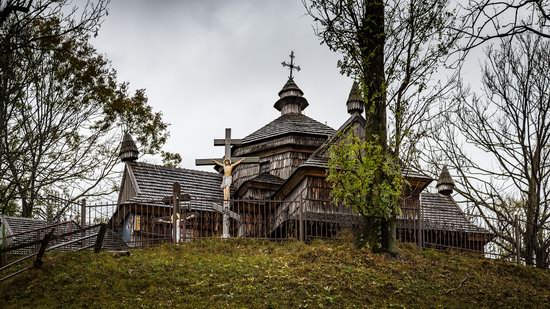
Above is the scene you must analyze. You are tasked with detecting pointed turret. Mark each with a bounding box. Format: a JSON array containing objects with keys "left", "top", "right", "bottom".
[
  {"left": 347, "top": 81, "right": 364, "bottom": 115},
  {"left": 119, "top": 133, "right": 139, "bottom": 162},
  {"left": 436, "top": 165, "right": 455, "bottom": 195},
  {"left": 273, "top": 78, "right": 309, "bottom": 115}
]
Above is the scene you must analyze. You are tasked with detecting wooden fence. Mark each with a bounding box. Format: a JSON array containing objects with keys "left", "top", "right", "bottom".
[
  {"left": 5, "top": 186, "right": 548, "bottom": 268},
  {"left": 0, "top": 222, "right": 106, "bottom": 282}
]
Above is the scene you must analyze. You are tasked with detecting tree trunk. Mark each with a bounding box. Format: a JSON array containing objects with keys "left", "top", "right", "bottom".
[
  {"left": 387, "top": 217, "right": 398, "bottom": 254},
  {"left": 381, "top": 218, "right": 388, "bottom": 250},
  {"left": 535, "top": 246, "right": 548, "bottom": 268},
  {"left": 360, "top": 0, "right": 396, "bottom": 254},
  {"left": 360, "top": 0, "right": 387, "bottom": 148},
  {"left": 360, "top": 217, "right": 382, "bottom": 251},
  {"left": 524, "top": 168, "right": 540, "bottom": 265}
]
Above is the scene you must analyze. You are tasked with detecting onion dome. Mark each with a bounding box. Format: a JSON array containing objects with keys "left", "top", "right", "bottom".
[
  {"left": 347, "top": 81, "right": 364, "bottom": 115},
  {"left": 273, "top": 78, "right": 309, "bottom": 115},
  {"left": 436, "top": 165, "right": 455, "bottom": 195},
  {"left": 119, "top": 133, "right": 139, "bottom": 162}
]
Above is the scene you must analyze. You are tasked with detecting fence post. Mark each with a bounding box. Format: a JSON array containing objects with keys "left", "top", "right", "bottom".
[
  {"left": 172, "top": 182, "right": 181, "bottom": 243},
  {"left": 0, "top": 221, "right": 6, "bottom": 267},
  {"left": 515, "top": 215, "right": 521, "bottom": 264},
  {"left": 94, "top": 223, "right": 107, "bottom": 253},
  {"left": 418, "top": 197, "right": 424, "bottom": 249},
  {"left": 81, "top": 199, "right": 87, "bottom": 228},
  {"left": 299, "top": 194, "right": 304, "bottom": 242},
  {"left": 34, "top": 229, "right": 54, "bottom": 268}
]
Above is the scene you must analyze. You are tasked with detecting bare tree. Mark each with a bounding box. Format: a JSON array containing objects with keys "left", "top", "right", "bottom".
[
  {"left": 434, "top": 35, "right": 550, "bottom": 268},
  {"left": 458, "top": 0, "right": 550, "bottom": 49},
  {"left": 0, "top": 2, "right": 169, "bottom": 217},
  {"left": 0, "top": 0, "right": 107, "bottom": 48},
  {"left": 303, "top": 0, "right": 462, "bottom": 252},
  {"left": 0, "top": 1, "right": 109, "bottom": 211},
  {"left": 384, "top": 0, "right": 460, "bottom": 164}
]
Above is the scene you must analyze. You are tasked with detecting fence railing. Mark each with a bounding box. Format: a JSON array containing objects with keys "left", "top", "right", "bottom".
[
  {"left": 8, "top": 190, "right": 549, "bottom": 268},
  {"left": 0, "top": 223, "right": 107, "bottom": 282}
]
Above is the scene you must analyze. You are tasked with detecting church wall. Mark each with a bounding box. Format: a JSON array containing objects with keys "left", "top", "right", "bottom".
[
  {"left": 281, "top": 104, "right": 301, "bottom": 115},
  {"left": 230, "top": 134, "right": 329, "bottom": 194},
  {"left": 304, "top": 176, "right": 352, "bottom": 215},
  {"left": 119, "top": 172, "right": 136, "bottom": 204},
  {"left": 304, "top": 176, "right": 421, "bottom": 214},
  {"left": 232, "top": 150, "right": 315, "bottom": 191},
  {"left": 306, "top": 176, "right": 332, "bottom": 201},
  {"left": 284, "top": 177, "right": 308, "bottom": 203},
  {"left": 271, "top": 178, "right": 308, "bottom": 231},
  {"left": 268, "top": 151, "right": 310, "bottom": 181},
  {"left": 232, "top": 163, "right": 260, "bottom": 191},
  {"left": 240, "top": 187, "right": 276, "bottom": 200}
]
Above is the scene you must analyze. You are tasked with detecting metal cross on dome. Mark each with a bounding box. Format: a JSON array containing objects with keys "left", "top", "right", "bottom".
[{"left": 281, "top": 50, "right": 301, "bottom": 80}]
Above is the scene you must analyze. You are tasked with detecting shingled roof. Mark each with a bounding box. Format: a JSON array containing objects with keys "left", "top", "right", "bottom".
[
  {"left": 301, "top": 112, "right": 364, "bottom": 170},
  {"left": 301, "top": 113, "right": 432, "bottom": 182},
  {"left": 126, "top": 162, "right": 223, "bottom": 204},
  {"left": 241, "top": 113, "right": 335, "bottom": 145},
  {"left": 2, "top": 216, "right": 48, "bottom": 237},
  {"left": 419, "top": 193, "right": 489, "bottom": 234},
  {"left": 247, "top": 173, "right": 285, "bottom": 186}
]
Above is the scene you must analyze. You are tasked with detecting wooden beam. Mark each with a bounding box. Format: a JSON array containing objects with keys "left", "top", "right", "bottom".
[
  {"left": 214, "top": 139, "right": 242, "bottom": 146},
  {"left": 195, "top": 157, "right": 260, "bottom": 166},
  {"left": 210, "top": 203, "right": 241, "bottom": 221},
  {"left": 236, "top": 157, "right": 260, "bottom": 164},
  {"left": 195, "top": 158, "right": 223, "bottom": 166}
]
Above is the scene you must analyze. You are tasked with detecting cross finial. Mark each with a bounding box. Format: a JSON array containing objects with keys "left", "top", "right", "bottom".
[{"left": 281, "top": 50, "right": 301, "bottom": 80}]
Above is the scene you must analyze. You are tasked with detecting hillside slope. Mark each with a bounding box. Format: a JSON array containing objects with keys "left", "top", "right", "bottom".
[{"left": 1, "top": 239, "right": 549, "bottom": 308}]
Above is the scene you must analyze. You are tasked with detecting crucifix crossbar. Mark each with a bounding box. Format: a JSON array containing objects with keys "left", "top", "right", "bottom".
[{"left": 195, "top": 128, "right": 260, "bottom": 166}]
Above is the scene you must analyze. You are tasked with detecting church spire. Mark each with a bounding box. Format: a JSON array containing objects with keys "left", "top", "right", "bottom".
[
  {"left": 347, "top": 81, "right": 364, "bottom": 115},
  {"left": 119, "top": 133, "right": 139, "bottom": 162},
  {"left": 436, "top": 165, "right": 455, "bottom": 195},
  {"left": 274, "top": 51, "right": 309, "bottom": 115}
]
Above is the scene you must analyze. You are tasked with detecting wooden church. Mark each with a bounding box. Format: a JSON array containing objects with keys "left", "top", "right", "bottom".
[{"left": 112, "top": 71, "right": 492, "bottom": 251}]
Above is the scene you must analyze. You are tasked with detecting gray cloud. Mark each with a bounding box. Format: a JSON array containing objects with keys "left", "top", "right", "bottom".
[{"left": 91, "top": 0, "right": 482, "bottom": 171}]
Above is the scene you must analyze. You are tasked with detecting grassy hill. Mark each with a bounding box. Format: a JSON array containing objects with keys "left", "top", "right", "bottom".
[{"left": 1, "top": 239, "right": 549, "bottom": 308}]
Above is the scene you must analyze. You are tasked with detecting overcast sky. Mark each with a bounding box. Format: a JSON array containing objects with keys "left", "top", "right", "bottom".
[
  {"left": 91, "top": 0, "right": 355, "bottom": 171},
  {"left": 91, "top": 0, "right": 482, "bottom": 172}
]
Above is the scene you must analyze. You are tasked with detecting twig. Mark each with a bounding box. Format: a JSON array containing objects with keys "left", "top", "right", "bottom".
[{"left": 444, "top": 276, "right": 470, "bottom": 294}]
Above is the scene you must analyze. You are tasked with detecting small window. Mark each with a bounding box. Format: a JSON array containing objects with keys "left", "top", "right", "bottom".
[{"left": 260, "top": 161, "right": 270, "bottom": 174}]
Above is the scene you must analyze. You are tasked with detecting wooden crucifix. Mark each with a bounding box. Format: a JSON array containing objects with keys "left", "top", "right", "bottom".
[
  {"left": 196, "top": 128, "right": 259, "bottom": 201},
  {"left": 195, "top": 128, "right": 259, "bottom": 238}
]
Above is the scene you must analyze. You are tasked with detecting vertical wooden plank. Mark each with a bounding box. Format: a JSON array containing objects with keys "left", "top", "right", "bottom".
[{"left": 225, "top": 128, "right": 231, "bottom": 159}]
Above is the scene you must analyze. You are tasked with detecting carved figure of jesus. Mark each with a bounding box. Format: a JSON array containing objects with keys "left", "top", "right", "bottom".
[{"left": 212, "top": 158, "right": 245, "bottom": 201}]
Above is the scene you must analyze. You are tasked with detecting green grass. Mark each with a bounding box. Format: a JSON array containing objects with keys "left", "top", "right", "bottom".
[{"left": 1, "top": 239, "right": 549, "bottom": 308}]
